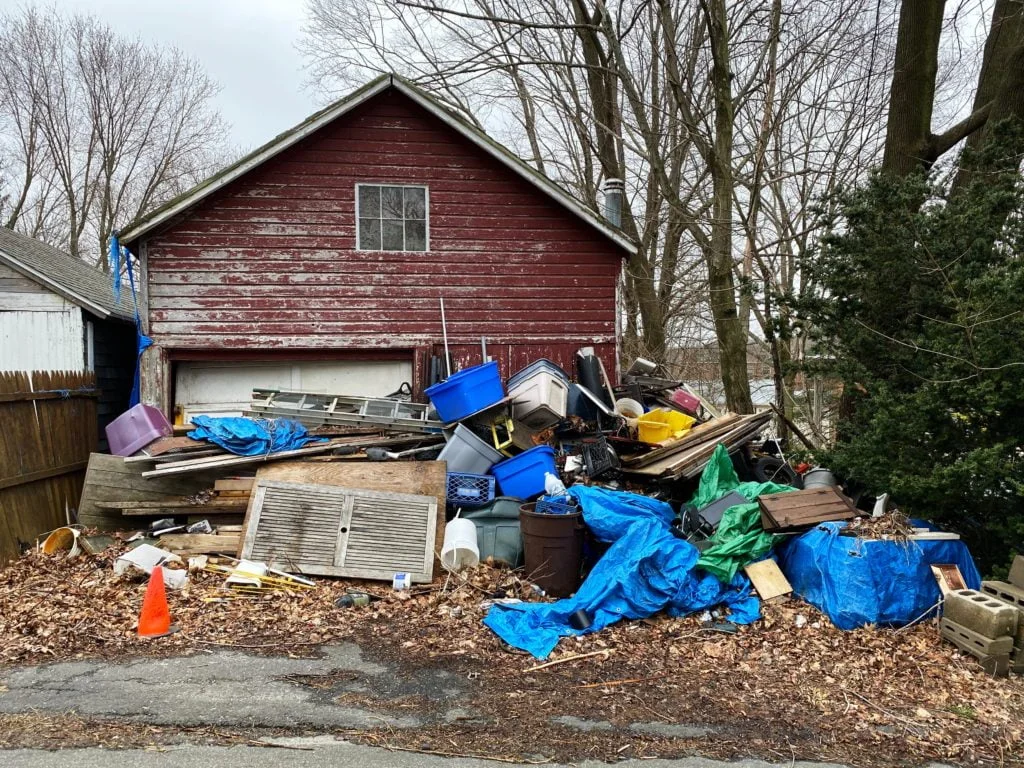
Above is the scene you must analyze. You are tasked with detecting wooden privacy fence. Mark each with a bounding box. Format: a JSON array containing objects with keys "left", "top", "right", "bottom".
[{"left": 0, "top": 371, "right": 98, "bottom": 564}]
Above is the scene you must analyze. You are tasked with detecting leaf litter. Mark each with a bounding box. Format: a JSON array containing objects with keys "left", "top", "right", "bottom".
[{"left": 0, "top": 546, "right": 1021, "bottom": 766}]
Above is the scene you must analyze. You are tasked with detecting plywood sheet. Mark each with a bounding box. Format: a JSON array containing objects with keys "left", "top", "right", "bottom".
[{"left": 744, "top": 559, "right": 792, "bottom": 601}]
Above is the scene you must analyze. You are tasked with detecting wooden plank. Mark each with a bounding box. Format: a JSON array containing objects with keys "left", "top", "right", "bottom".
[
  {"left": 77, "top": 453, "right": 225, "bottom": 530},
  {"left": 744, "top": 560, "right": 792, "bottom": 602},
  {"left": 158, "top": 533, "right": 241, "bottom": 554},
  {"left": 247, "top": 460, "right": 448, "bottom": 577},
  {"left": 141, "top": 435, "right": 211, "bottom": 456},
  {"left": 621, "top": 413, "right": 742, "bottom": 467},
  {"left": 214, "top": 478, "right": 255, "bottom": 492},
  {"left": 932, "top": 564, "right": 967, "bottom": 596},
  {"left": 95, "top": 499, "right": 249, "bottom": 510},
  {"left": 141, "top": 440, "right": 352, "bottom": 478}
]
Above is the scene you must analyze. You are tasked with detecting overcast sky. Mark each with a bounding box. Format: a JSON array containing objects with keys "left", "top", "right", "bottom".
[{"left": 3, "top": 0, "right": 321, "bottom": 150}]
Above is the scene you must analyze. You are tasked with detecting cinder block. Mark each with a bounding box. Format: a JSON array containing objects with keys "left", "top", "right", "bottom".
[
  {"left": 1009, "top": 555, "right": 1024, "bottom": 589},
  {"left": 944, "top": 589, "right": 1020, "bottom": 639},
  {"left": 940, "top": 618, "right": 1013, "bottom": 658},
  {"left": 981, "top": 654, "right": 1011, "bottom": 677},
  {"left": 982, "top": 580, "right": 1024, "bottom": 610}
]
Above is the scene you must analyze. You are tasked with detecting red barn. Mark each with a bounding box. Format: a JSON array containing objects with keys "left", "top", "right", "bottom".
[{"left": 122, "top": 75, "right": 632, "bottom": 421}]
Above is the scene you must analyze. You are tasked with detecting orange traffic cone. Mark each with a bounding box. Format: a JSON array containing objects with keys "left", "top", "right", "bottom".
[{"left": 137, "top": 566, "right": 176, "bottom": 638}]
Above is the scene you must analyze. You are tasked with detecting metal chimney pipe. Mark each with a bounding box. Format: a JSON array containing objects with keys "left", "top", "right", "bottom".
[{"left": 602, "top": 178, "right": 624, "bottom": 228}]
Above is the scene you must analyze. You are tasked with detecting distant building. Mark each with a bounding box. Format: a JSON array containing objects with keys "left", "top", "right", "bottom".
[{"left": 0, "top": 227, "right": 137, "bottom": 443}]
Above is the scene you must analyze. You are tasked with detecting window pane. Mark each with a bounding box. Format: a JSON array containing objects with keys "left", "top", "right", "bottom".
[
  {"left": 358, "top": 185, "right": 380, "bottom": 218},
  {"left": 382, "top": 219, "right": 405, "bottom": 251},
  {"left": 405, "top": 220, "right": 426, "bottom": 251},
  {"left": 359, "top": 218, "right": 381, "bottom": 250},
  {"left": 404, "top": 187, "right": 426, "bottom": 219},
  {"left": 381, "top": 186, "right": 404, "bottom": 219}
]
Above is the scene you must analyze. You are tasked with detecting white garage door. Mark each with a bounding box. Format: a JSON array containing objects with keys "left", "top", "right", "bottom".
[{"left": 175, "top": 359, "right": 413, "bottom": 421}]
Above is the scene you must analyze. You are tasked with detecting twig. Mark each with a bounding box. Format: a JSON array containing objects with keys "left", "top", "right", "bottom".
[
  {"left": 523, "top": 649, "right": 612, "bottom": 672},
  {"left": 211, "top": 730, "right": 314, "bottom": 751},
  {"left": 840, "top": 687, "right": 927, "bottom": 736},
  {"left": 380, "top": 743, "right": 551, "bottom": 764},
  {"left": 577, "top": 673, "right": 671, "bottom": 689}
]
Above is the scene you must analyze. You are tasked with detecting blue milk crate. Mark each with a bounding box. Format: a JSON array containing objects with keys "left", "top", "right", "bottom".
[
  {"left": 534, "top": 496, "right": 580, "bottom": 515},
  {"left": 446, "top": 472, "right": 496, "bottom": 508}
]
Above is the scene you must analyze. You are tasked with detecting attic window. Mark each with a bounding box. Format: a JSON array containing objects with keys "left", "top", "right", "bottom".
[{"left": 356, "top": 184, "right": 428, "bottom": 251}]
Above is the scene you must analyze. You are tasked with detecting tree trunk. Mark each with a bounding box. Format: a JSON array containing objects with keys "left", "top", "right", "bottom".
[
  {"left": 881, "top": 0, "right": 945, "bottom": 176},
  {"left": 704, "top": 0, "right": 753, "bottom": 413},
  {"left": 952, "top": 0, "right": 1024, "bottom": 191}
]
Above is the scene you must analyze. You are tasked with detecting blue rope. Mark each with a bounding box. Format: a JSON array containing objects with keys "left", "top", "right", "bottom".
[{"left": 109, "top": 232, "right": 153, "bottom": 407}]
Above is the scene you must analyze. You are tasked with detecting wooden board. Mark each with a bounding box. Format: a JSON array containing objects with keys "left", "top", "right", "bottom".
[
  {"left": 77, "top": 453, "right": 225, "bottom": 530},
  {"left": 744, "top": 559, "right": 793, "bottom": 601},
  {"left": 245, "top": 460, "right": 448, "bottom": 577},
  {"left": 158, "top": 533, "right": 241, "bottom": 555},
  {"left": 215, "top": 478, "right": 255, "bottom": 492},
  {"left": 931, "top": 564, "right": 967, "bottom": 596},
  {"left": 758, "top": 487, "right": 858, "bottom": 531}
]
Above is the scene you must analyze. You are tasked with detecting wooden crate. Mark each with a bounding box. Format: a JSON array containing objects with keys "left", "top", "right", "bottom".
[{"left": 758, "top": 486, "right": 858, "bottom": 531}]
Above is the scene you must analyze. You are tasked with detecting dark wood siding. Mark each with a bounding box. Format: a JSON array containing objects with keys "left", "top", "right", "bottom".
[
  {"left": 142, "top": 89, "right": 622, "bottom": 388},
  {"left": 91, "top": 316, "right": 136, "bottom": 449}
]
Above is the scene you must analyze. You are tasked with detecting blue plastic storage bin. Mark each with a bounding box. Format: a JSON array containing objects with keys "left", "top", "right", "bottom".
[
  {"left": 425, "top": 361, "right": 505, "bottom": 423},
  {"left": 492, "top": 445, "right": 557, "bottom": 499}
]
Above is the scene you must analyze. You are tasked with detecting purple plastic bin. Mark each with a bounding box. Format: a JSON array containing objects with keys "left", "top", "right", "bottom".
[{"left": 106, "top": 404, "right": 173, "bottom": 456}]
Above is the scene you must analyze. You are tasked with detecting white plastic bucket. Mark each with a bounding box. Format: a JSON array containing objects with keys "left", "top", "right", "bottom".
[
  {"left": 41, "top": 527, "right": 81, "bottom": 556},
  {"left": 441, "top": 516, "right": 480, "bottom": 572}
]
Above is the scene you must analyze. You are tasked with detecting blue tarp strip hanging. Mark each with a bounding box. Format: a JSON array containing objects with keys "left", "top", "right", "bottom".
[
  {"left": 482, "top": 485, "right": 761, "bottom": 659},
  {"left": 109, "top": 233, "right": 152, "bottom": 408}
]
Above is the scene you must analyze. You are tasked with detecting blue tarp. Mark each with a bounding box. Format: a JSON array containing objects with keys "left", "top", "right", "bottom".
[
  {"left": 777, "top": 521, "right": 982, "bottom": 630},
  {"left": 482, "top": 485, "right": 761, "bottom": 659},
  {"left": 187, "top": 416, "right": 325, "bottom": 456}
]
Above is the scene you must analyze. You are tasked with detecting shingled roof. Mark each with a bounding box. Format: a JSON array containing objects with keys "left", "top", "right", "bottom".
[
  {"left": 121, "top": 74, "right": 635, "bottom": 255},
  {"left": 0, "top": 227, "right": 135, "bottom": 322}
]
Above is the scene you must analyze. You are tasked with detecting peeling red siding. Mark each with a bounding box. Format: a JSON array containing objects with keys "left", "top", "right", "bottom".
[{"left": 141, "top": 89, "right": 623, "bottom": 392}]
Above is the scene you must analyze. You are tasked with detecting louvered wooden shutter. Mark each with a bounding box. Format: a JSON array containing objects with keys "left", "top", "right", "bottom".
[{"left": 241, "top": 480, "right": 437, "bottom": 582}]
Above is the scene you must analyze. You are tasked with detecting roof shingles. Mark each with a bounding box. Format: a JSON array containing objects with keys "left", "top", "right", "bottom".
[{"left": 0, "top": 227, "right": 135, "bottom": 322}]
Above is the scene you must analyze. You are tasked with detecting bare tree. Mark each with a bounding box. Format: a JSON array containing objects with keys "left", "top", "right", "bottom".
[
  {"left": 300, "top": 0, "right": 898, "bottom": 415},
  {"left": 882, "top": 0, "right": 1023, "bottom": 178},
  {"left": 0, "top": 6, "right": 229, "bottom": 268}
]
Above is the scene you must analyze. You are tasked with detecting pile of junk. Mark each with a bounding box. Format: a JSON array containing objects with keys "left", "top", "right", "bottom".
[{"left": 81, "top": 348, "right": 1017, "bottom": 673}]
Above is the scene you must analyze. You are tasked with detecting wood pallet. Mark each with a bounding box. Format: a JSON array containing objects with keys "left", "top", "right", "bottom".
[{"left": 758, "top": 486, "right": 858, "bottom": 531}]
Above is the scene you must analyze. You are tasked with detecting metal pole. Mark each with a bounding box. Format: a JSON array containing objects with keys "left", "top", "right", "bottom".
[{"left": 440, "top": 297, "right": 451, "bottom": 377}]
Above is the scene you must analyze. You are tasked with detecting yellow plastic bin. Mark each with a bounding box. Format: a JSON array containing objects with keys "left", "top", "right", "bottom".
[{"left": 637, "top": 408, "right": 695, "bottom": 443}]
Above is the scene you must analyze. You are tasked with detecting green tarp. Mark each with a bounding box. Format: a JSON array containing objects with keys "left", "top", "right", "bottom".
[{"left": 691, "top": 445, "right": 794, "bottom": 582}]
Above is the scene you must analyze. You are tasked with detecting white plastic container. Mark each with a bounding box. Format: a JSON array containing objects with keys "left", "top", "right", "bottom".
[
  {"left": 508, "top": 370, "right": 570, "bottom": 428},
  {"left": 438, "top": 424, "right": 503, "bottom": 474},
  {"left": 441, "top": 516, "right": 481, "bottom": 572}
]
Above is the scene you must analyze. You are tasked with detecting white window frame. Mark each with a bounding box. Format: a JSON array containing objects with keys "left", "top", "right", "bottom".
[{"left": 355, "top": 183, "right": 430, "bottom": 252}]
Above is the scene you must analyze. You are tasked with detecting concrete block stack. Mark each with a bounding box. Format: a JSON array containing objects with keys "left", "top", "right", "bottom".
[
  {"left": 941, "top": 586, "right": 1019, "bottom": 677},
  {"left": 977, "top": 555, "right": 1024, "bottom": 675}
]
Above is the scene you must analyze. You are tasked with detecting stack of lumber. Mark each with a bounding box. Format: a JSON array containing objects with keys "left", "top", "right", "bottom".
[
  {"left": 620, "top": 412, "right": 772, "bottom": 481},
  {"left": 133, "top": 432, "right": 442, "bottom": 479}
]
